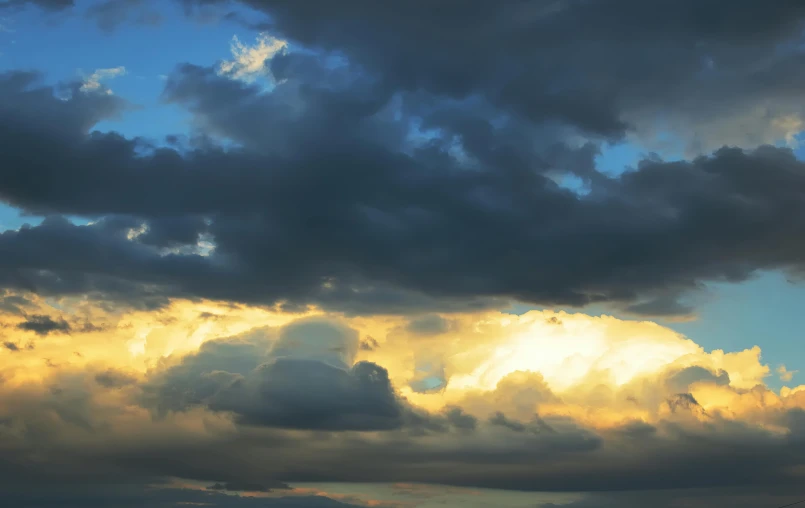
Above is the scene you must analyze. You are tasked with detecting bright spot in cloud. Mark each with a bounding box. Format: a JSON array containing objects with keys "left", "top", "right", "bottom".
[
  {"left": 127, "top": 329, "right": 149, "bottom": 357},
  {"left": 448, "top": 313, "right": 701, "bottom": 392},
  {"left": 772, "top": 114, "right": 804, "bottom": 147},
  {"left": 218, "top": 32, "right": 287, "bottom": 83},
  {"left": 126, "top": 223, "right": 147, "bottom": 240}
]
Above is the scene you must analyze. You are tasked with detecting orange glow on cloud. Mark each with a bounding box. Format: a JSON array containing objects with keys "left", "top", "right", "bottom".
[{"left": 1, "top": 295, "right": 803, "bottom": 433}]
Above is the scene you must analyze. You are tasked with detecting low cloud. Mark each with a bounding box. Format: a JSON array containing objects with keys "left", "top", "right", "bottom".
[
  {"left": 0, "top": 309, "right": 800, "bottom": 497},
  {"left": 145, "top": 318, "right": 418, "bottom": 431},
  {"left": 16, "top": 314, "right": 70, "bottom": 335}
]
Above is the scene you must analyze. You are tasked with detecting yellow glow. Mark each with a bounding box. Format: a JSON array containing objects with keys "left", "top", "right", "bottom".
[
  {"left": 448, "top": 312, "right": 700, "bottom": 392},
  {"left": 1, "top": 294, "right": 804, "bottom": 430}
]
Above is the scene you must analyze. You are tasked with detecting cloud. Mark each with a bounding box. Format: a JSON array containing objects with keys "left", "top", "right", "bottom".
[
  {"left": 2, "top": 65, "right": 805, "bottom": 317},
  {"left": 0, "top": 291, "right": 33, "bottom": 314},
  {"left": 145, "top": 318, "right": 418, "bottom": 431},
  {"left": 184, "top": 0, "right": 805, "bottom": 153},
  {"left": 94, "top": 368, "right": 137, "bottom": 388},
  {"left": 218, "top": 32, "right": 287, "bottom": 82},
  {"left": 16, "top": 314, "right": 70, "bottom": 335},
  {"left": 0, "top": 307, "right": 803, "bottom": 498},
  {"left": 405, "top": 315, "right": 451, "bottom": 336},
  {"left": 359, "top": 336, "right": 379, "bottom": 351},
  {"left": 12, "top": 0, "right": 805, "bottom": 154},
  {"left": 2, "top": 3, "right": 805, "bottom": 504},
  {"left": 0, "top": 485, "right": 362, "bottom": 508},
  {"left": 779, "top": 365, "right": 798, "bottom": 382},
  {"left": 80, "top": 66, "right": 127, "bottom": 94}
]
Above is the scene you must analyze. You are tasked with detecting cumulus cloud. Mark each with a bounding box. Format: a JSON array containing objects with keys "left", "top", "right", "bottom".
[
  {"left": 2, "top": 65, "right": 805, "bottom": 317},
  {"left": 1, "top": 306, "right": 802, "bottom": 494},
  {"left": 144, "top": 318, "right": 418, "bottom": 431}
]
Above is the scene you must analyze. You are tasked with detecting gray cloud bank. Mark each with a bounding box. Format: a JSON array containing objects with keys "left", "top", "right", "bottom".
[
  {"left": 1, "top": 62, "right": 805, "bottom": 316},
  {"left": 3, "top": 2, "right": 805, "bottom": 316}
]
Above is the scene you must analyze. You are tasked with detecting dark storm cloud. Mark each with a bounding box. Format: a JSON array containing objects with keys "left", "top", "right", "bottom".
[
  {"left": 2, "top": 66, "right": 805, "bottom": 316},
  {"left": 210, "top": 359, "right": 409, "bottom": 431},
  {"left": 16, "top": 314, "right": 70, "bottom": 336},
  {"left": 136, "top": 215, "right": 209, "bottom": 248},
  {"left": 74, "top": 407, "right": 805, "bottom": 492},
  {"left": 194, "top": 0, "right": 805, "bottom": 146},
  {"left": 144, "top": 319, "right": 420, "bottom": 431},
  {"left": 625, "top": 294, "right": 696, "bottom": 318}
]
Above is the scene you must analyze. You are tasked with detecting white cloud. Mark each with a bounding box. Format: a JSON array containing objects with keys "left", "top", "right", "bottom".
[
  {"left": 217, "top": 33, "right": 287, "bottom": 83},
  {"left": 80, "top": 66, "right": 127, "bottom": 94},
  {"left": 778, "top": 364, "right": 798, "bottom": 382}
]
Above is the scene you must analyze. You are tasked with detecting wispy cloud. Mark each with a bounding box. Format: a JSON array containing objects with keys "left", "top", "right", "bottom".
[
  {"left": 778, "top": 364, "right": 798, "bottom": 382},
  {"left": 218, "top": 32, "right": 287, "bottom": 83},
  {"left": 80, "top": 66, "right": 127, "bottom": 93}
]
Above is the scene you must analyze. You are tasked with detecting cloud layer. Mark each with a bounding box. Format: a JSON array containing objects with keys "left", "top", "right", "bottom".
[
  {"left": 1, "top": 62, "right": 805, "bottom": 317},
  {"left": 0, "top": 304, "right": 804, "bottom": 498}
]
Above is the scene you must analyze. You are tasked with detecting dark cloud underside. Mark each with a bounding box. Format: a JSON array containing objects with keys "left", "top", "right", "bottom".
[{"left": 0, "top": 64, "right": 804, "bottom": 316}]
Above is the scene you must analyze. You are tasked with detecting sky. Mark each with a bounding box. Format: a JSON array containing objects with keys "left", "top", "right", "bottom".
[{"left": 0, "top": 1, "right": 805, "bottom": 507}]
